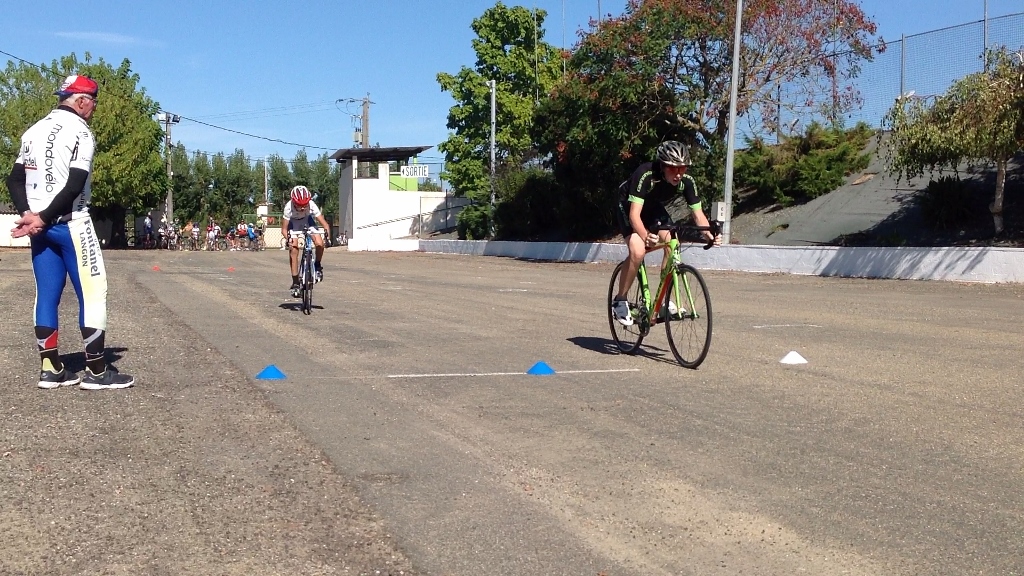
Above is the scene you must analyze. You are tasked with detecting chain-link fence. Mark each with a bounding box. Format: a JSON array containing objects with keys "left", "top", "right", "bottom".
[{"left": 840, "top": 12, "right": 1024, "bottom": 129}]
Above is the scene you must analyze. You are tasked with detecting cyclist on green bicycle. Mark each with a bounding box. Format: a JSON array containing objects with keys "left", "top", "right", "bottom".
[
  {"left": 611, "top": 141, "right": 721, "bottom": 326},
  {"left": 282, "top": 185, "right": 331, "bottom": 293}
]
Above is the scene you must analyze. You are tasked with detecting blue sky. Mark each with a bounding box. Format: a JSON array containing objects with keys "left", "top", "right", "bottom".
[{"left": 2, "top": 0, "right": 1021, "bottom": 169}]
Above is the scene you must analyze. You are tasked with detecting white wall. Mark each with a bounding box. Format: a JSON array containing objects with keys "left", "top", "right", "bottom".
[
  {"left": 0, "top": 214, "right": 30, "bottom": 248},
  {"left": 344, "top": 162, "right": 468, "bottom": 241},
  {"left": 399, "top": 239, "right": 1024, "bottom": 284}
]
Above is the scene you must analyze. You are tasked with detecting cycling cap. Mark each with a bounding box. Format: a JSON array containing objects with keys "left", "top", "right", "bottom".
[
  {"left": 54, "top": 75, "right": 99, "bottom": 97},
  {"left": 290, "top": 185, "right": 312, "bottom": 206},
  {"left": 656, "top": 141, "right": 692, "bottom": 167}
]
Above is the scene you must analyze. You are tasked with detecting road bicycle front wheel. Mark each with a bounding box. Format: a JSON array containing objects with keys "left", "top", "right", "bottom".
[
  {"left": 301, "top": 251, "right": 314, "bottom": 315},
  {"left": 607, "top": 261, "right": 645, "bottom": 354},
  {"left": 665, "top": 264, "right": 712, "bottom": 369}
]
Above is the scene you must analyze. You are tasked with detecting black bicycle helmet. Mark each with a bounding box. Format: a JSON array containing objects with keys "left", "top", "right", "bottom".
[{"left": 656, "top": 141, "right": 692, "bottom": 167}]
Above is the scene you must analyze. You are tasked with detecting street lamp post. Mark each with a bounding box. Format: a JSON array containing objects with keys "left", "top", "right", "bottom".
[
  {"left": 721, "top": 0, "right": 743, "bottom": 245},
  {"left": 488, "top": 79, "right": 496, "bottom": 238}
]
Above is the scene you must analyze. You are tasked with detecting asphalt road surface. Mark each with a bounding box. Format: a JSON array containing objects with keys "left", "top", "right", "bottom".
[{"left": 2, "top": 246, "right": 1023, "bottom": 576}]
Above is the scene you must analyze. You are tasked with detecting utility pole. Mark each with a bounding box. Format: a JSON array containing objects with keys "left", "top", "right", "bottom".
[
  {"left": 488, "top": 79, "right": 497, "bottom": 237},
  {"left": 158, "top": 112, "right": 180, "bottom": 224},
  {"left": 361, "top": 93, "right": 370, "bottom": 148}
]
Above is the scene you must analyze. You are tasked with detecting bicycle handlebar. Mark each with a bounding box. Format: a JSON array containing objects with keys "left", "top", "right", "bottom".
[
  {"left": 653, "top": 220, "right": 723, "bottom": 250},
  {"left": 288, "top": 226, "right": 325, "bottom": 238}
]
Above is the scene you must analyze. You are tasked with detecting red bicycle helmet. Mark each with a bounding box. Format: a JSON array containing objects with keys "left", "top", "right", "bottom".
[{"left": 290, "top": 185, "right": 312, "bottom": 206}]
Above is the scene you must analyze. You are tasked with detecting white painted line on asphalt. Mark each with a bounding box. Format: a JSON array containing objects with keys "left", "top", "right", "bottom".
[
  {"left": 387, "top": 368, "right": 640, "bottom": 379},
  {"left": 753, "top": 324, "right": 822, "bottom": 329},
  {"left": 498, "top": 289, "right": 529, "bottom": 292}
]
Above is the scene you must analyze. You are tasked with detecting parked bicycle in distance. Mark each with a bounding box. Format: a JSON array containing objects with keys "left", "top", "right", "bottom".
[{"left": 607, "top": 220, "right": 721, "bottom": 368}]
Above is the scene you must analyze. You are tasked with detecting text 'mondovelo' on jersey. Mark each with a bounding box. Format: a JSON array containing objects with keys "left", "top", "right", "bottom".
[{"left": 16, "top": 108, "right": 95, "bottom": 220}]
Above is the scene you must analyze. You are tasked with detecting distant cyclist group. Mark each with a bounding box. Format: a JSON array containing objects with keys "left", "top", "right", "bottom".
[{"left": 137, "top": 214, "right": 266, "bottom": 252}]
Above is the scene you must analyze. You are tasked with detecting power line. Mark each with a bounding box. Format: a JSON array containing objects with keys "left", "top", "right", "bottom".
[{"left": 175, "top": 114, "right": 334, "bottom": 150}]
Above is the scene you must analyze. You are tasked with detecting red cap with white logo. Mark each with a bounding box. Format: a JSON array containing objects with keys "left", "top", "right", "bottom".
[{"left": 54, "top": 75, "right": 99, "bottom": 97}]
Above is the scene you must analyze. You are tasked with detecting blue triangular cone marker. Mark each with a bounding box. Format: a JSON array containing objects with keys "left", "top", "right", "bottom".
[
  {"left": 526, "top": 361, "right": 556, "bottom": 376},
  {"left": 256, "top": 364, "right": 286, "bottom": 380}
]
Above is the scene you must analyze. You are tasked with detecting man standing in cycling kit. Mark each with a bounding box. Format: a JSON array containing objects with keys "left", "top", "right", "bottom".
[
  {"left": 281, "top": 185, "right": 330, "bottom": 294},
  {"left": 5, "top": 75, "right": 134, "bottom": 389},
  {"left": 611, "top": 141, "right": 722, "bottom": 327}
]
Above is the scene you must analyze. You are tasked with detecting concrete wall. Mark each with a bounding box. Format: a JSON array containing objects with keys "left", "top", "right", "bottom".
[{"left": 345, "top": 238, "right": 1024, "bottom": 284}]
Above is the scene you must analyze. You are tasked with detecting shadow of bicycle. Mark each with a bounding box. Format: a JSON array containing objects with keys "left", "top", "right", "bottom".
[
  {"left": 566, "top": 336, "right": 680, "bottom": 366},
  {"left": 566, "top": 336, "right": 619, "bottom": 355},
  {"left": 278, "top": 302, "right": 324, "bottom": 313}
]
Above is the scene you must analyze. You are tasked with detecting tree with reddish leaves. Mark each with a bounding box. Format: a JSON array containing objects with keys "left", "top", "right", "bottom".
[
  {"left": 533, "top": 0, "right": 881, "bottom": 233},
  {"left": 587, "top": 0, "right": 879, "bottom": 141}
]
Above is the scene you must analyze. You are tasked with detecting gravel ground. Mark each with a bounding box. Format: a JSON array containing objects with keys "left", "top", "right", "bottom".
[{"left": 0, "top": 249, "right": 418, "bottom": 576}]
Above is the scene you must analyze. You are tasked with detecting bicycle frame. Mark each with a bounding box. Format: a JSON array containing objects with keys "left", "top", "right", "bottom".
[
  {"left": 637, "top": 244, "right": 675, "bottom": 320},
  {"left": 632, "top": 221, "right": 719, "bottom": 333}
]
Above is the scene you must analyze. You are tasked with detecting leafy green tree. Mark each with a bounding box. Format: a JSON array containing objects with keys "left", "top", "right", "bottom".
[
  {"left": 222, "top": 149, "right": 258, "bottom": 223},
  {"left": 437, "top": 1, "right": 563, "bottom": 237},
  {"left": 0, "top": 64, "right": 53, "bottom": 187},
  {"left": 267, "top": 154, "right": 295, "bottom": 210},
  {"left": 170, "top": 143, "right": 202, "bottom": 224},
  {"left": 883, "top": 48, "right": 1024, "bottom": 234},
  {"left": 191, "top": 152, "right": 214, "bottom": 223},
  {"left": 309, "top": 153, "right": 340, "bottom": 218},
  {"left": 1, "top": 53, "right": 165, "bottom": 241}
]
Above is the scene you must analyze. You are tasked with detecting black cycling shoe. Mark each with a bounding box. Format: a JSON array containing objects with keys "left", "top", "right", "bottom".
[
  {"left": 38, "top": 367, "right": 81, "bottom": 389},
  {"left": 80, "top": 367, "right": 135, "bottom": 390}
]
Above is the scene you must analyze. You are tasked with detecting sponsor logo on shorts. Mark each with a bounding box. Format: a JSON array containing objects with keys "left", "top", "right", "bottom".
[{"left": 78, "top": 221, "right": 102, "bottom": 277}]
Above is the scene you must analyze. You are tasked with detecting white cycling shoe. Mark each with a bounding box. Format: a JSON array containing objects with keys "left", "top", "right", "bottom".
[{"left": 611, "top": 299, "right": 634, "bottom": 327}]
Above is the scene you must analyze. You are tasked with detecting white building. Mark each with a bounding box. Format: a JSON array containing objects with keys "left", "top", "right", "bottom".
[{"left": 330, "top": 146, "right": 469, "bottom": 245}]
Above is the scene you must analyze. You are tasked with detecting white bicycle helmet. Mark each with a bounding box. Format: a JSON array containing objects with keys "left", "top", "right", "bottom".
[{"left": 656, "top": 141, "right": 692, "bottom": 167}]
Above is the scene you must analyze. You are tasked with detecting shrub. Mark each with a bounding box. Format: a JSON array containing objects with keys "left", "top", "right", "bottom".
[
  {"left": 456, "top": 204, "right": 491, "bottom": 240},
  {"left": 919, "top": 176, "right": 972, "bottom": 232},
  {"left": 736, "top": 122, "right": 875, "bottom": 206},
  {"left": 493, "top": 168, "right": 562, "bottom": 240}
]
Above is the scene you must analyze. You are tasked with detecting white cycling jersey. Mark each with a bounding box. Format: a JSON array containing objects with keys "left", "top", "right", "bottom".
[
  {"left": 15, "top": 108, "right": 94, "bottom": 220},
  {"left": 282, "top": 199, "right": 322, "bottom": 224}
]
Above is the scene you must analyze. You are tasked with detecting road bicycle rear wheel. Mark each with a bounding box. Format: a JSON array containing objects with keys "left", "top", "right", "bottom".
[
  {"left": 665, "top": 264, "right": 712, "bottom": 368},
  {"left": 607, "top": 261, "right": 646, "bottom": 354}
]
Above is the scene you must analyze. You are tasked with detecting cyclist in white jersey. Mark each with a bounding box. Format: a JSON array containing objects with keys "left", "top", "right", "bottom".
[
  {"left": 281, "top": 185, "right": 330, "bottom": 293},
  {"left": 5, "top": 75, "right": 134, "bottom": 390}
]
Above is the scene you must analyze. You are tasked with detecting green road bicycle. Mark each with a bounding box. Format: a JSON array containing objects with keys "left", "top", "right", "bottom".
[{"left": 607, "top": 221, "right": 720, "bottom": 368}]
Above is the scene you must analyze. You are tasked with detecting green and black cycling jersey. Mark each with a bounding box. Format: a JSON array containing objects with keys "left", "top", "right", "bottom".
[
  {"left": 618, "top": 161, "right": 702, "bottom": 212},
  {"left": 616, "top": 161, "right": 702, "bottom": 235}
]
